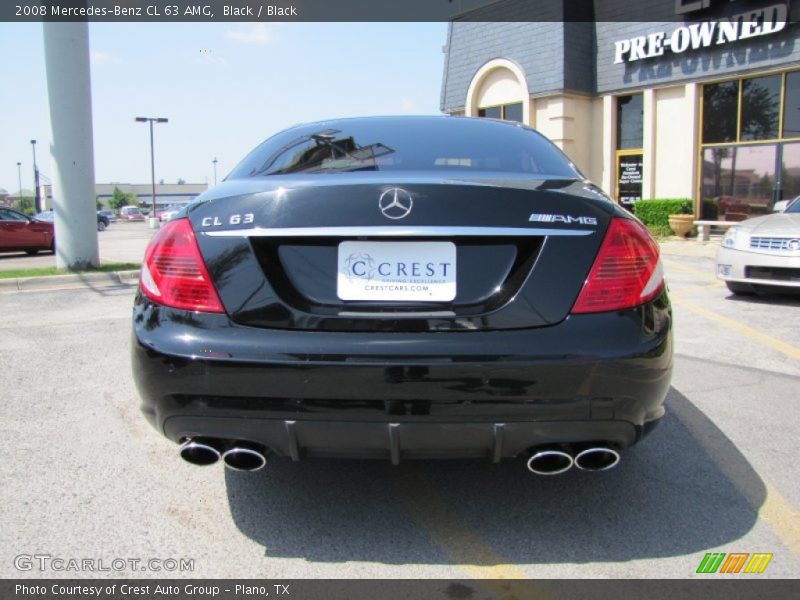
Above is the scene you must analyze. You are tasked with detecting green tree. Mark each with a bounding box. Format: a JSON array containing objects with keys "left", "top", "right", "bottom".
[
  {"left": 16, "top": 196, "right": 35, "bottom": 215},
  {"left": 177, "top": 178, "right": 186, "bottom": 185},
  {"left": 108, "top": 186, "right": 133, "bottom": 211},
  {"left": 96, "top": 200, "right": 103, "bottom": 210}
]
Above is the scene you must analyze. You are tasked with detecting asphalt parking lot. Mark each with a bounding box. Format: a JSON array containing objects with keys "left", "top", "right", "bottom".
[{"left": 1, "top": 232, "right": 799, "bottom": 580}]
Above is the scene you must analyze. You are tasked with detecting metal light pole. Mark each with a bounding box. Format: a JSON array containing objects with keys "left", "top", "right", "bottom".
[
  {"left": 135, "top": 116, "right": 168, "bottom": 229},
  {"left": 212, "top": 157, "right": 218, "bottom": 186},
  {"left": 30, "top": 140, "right": 41, "bottom": 212},
  {"left": 16, "top": 162, "right": 23, "bottom": 208}
]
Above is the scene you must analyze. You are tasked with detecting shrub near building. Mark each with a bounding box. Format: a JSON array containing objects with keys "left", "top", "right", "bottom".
[{"left": 633, "top": 199, "right": 693, "bottom": 237}]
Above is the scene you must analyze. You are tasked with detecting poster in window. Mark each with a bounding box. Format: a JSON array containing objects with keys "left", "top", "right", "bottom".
[{"left": 617, "top": 154, "right": 643, "bottom": 207}]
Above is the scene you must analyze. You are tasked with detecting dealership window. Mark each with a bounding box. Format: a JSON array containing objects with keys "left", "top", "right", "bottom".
[
  {"left": 740, "top": 75, "right": 781, "bottom": 141},
  {"left": 477, "top": 102, "right": 523, "bottom": 122},
  {"left": 703, "top": 75, "right": 784, "bottom": 144},
  {"left": 616, "top": 94, "right": 643, "bottom": 150},
  {"left": 702, "top": 81, "right": 738, "bottom": 143},
  {"left": 782, "top": 72, "right": 800, "bottom": 138},
  {"left": 700, "top": 145, "right": 776, "bottom": 220},
  {"left": 700, "top": 70, "right": 800, "bottom": 220},
  {"left": 615, "top": 94, "right": 644, "bottom": 207}
]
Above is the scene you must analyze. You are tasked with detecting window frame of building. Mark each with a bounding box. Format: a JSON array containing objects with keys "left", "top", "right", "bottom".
[
  {"left": 698, "top": 69, "right": 800, "bottom": 220},
  {"left": 477, "top": 102, "right": 524, "bottom": 122}
]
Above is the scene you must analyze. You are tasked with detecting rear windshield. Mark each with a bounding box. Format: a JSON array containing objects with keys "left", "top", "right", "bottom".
[{"left": 228, "top": 118, "right": 581, "bottom": 179}]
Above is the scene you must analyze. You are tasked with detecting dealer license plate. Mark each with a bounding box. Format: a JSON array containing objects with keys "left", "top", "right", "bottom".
[{"left": 337, "top": 241, "right": 457, "bottom": 302}]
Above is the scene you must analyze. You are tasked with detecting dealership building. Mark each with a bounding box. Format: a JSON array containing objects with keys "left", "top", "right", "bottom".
[
  {"left": 40, "top": 182, "right": 208, "bottom": 211},
  {"left": 441, "top": 0, "right": 800, "bottom": 220}
]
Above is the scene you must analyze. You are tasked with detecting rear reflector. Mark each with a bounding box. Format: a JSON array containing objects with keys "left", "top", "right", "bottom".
[
  {"left": 571, "top": 217, "right": 664, "bottom": 314},
  {"left": 140, "top": 218, "right": 224, "bottom": 313}
]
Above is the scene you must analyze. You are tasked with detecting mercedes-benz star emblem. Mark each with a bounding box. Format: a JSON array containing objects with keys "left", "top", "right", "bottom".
[{"left": 378, "top": 188, "right": 413, "bottom": 220}]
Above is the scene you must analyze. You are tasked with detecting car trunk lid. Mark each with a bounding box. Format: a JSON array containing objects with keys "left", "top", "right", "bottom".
[{"left": 190, "top": 176, "right": 613, "bottom": 331}]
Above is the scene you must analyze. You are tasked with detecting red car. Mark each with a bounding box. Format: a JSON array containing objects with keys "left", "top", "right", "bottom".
[
  {"left": 119, "top": 206, "right": 146, "bottom": 221},
  {"left": 0, "top": 207, "right": 54, "bottom": 255}
]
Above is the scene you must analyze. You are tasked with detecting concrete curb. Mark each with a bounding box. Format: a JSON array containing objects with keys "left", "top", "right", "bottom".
[{"left": 0, "top": 270, "right": 140, "bottom": 293}]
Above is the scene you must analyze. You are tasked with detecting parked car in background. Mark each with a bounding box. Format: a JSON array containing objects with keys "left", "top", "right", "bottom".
[
  {"left": 35, "top": 210, "right": 109, "bottom": 232},
  {"left": 98, "top": 210, "right": 117, "bottom": 222},
  {"left": 133, "top": 116, "right": 673, "bottom": 476},
  {"left": 1, "top": 207, "right": 54, "bottom": 254},
  {"left": 96, "top": 212, "right": 110, "bottom": 231},
  {"left": 717, "top": 196, "right": 800, "bottom": 294},
  {"left": 156, "top": 204, "right": 187, "bottom": 222},
  {"left": 713, "top": 196, "right": 753, "bottom": 221},
  {"left": 119, "top": 206, "right": 146, "bottom": 222}
]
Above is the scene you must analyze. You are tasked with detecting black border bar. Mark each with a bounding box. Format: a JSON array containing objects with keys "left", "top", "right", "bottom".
[
  {"left": 3, "top": 0, "right": 784, "bottom": 23},
  {"left": 3, "top": 579, "right": 800, "bottom": 600}
]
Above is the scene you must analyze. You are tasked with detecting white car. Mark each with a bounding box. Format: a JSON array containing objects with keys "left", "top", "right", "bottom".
[{"left": 716, "top": 197, "right": 800, "bottom": 294}]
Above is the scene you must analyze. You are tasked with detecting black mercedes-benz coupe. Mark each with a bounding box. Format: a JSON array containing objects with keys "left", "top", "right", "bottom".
[{"left": 132, "top": 116, "right": 672, "bottom": 475}]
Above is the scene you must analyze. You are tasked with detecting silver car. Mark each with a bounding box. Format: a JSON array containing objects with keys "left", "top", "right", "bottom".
[{"left": 716, "top": 197, "right": 800, "bottom": 294}]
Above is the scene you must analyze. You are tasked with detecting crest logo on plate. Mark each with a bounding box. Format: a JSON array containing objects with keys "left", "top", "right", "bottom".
[
  {"left": 788, "top": 239, "right": 800, "bottom": 251},
  {"left": 379, "top": 188, "right": 413, "bottom": 220},
  {"left": 344, "top": 253, "right": 376, "bottom": 280}
]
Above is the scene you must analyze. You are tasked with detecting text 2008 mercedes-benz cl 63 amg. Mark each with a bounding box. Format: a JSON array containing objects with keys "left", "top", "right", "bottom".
[{"left": 132, "top": 116, "right": 672, "bottom": 475}]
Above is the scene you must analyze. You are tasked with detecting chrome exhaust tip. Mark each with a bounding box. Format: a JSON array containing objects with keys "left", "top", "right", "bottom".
[
  {"left": 179, "top": 438, "right": 222, "bottom": 466},
  {"left": 574, "top": 447, "right": 620, "bottom": 472},
  {"left": 526, "top": 449, "right": 574, "bottom": 475},
  {"left": 222, "top": 443, "right": 268, "bottom": 472}
]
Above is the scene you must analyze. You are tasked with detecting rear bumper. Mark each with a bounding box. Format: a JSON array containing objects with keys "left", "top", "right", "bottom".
[{"left": 132, "top": 292, "right": 672, "bottom": 461}]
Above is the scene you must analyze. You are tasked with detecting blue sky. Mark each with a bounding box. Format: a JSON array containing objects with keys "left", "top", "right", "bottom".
[{"left": 0, "top": 22, "right": 447, "bottom": 194}]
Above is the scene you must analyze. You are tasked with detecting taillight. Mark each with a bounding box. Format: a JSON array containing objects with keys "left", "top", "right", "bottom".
[
  {"left": 140, "top": 218, "right": 224, "bottom": 313},
  {"left": 571, "top": 217, "right": 664, "bottom": 314}
]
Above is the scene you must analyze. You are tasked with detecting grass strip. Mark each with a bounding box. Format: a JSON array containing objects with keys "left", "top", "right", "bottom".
[{"left": 0, "top": 262, "right": 140, "bottom": 280}]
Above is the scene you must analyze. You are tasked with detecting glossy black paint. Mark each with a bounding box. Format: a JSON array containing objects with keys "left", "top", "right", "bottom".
[
  {"left": 133, "top": 116, "right": 672, "bottom": 461},
  {"left": 132, "top": 289, "right": 672, "bottom": 460}
]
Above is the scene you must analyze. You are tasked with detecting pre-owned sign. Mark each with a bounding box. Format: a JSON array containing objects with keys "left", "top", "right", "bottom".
[{"left": 614, "top": 2, "right": 788, "bottom": 64}]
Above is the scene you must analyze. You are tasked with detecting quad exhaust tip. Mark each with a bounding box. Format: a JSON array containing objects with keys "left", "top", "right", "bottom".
[
  {"left": 574, "top": 447, "right": 620, "bottom": 472},
  {"left": 526, "top": 449, "right": 574, "bottom": 475},
  {"left": 222, "top": 443, "right": 268, "bottom": 472},
  {"left": 526, "top": 445, "right": 621, "bottom": 475},
  {"left": 179, "top": 438, "right": 223, "bottom": 466},
  {"left": 179, "top": 438, "right": 269, "bottom": 471}
]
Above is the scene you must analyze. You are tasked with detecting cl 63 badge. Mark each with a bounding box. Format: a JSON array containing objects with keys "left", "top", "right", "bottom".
[{"left": 201, "top": 213, "right": 254, "bottom": 227}]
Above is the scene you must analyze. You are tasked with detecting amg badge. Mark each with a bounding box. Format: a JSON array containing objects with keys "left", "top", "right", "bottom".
[{"left": 529, "top": 213, "right": 598, "bottom": 225}]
